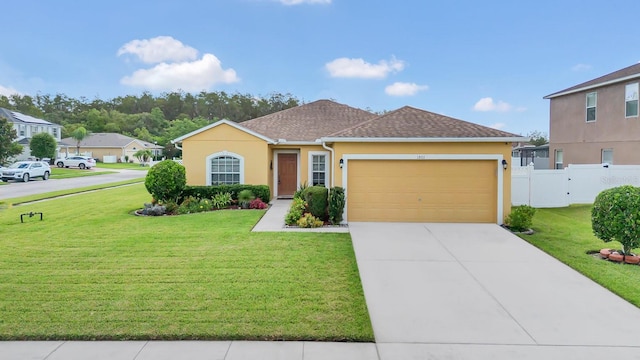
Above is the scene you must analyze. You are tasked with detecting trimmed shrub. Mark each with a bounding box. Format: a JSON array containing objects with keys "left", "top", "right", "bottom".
[
  {"left": 303, "top": 186, "right": 328, "bottom": 221},
  {"left": 297, "top": 213, "right": 324, "bottom": 228},
  {"left": 238, "top": 189, "right": 255, "bottom": 208},
  {"left": 182, "top": 184, "right": 270, "bottom": 204},
  {"left": 592, "top": 185, "right": 640, "bottom": 255},
  {"left": 285, "top": 197, "right": 306, "bottom": 225},
  {"left": 328, "top": 186, "right": 345, "bottom": 225},
  {"left": 145, "top": 160, "right": 186, "bottom": 203},
  {"left": 293, "top": 181, "right": 309, "bottom": 200},
  {"left": 505, "top": 205, "right": 536, "bottom": 232}
]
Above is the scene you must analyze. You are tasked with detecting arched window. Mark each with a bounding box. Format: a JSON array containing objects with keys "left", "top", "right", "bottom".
[{"left": 207, "top": 152, "right": 244, "bottom": 185}]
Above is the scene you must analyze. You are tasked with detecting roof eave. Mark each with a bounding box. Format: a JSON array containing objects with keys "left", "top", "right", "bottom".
[
  {"left": 544, "top": 73, "right": 640, "bottom": 99},
  {"left": 321, "top": 136, "right": 528, "bottom": 143}
]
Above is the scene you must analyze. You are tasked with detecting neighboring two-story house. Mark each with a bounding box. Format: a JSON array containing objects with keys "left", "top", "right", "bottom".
[
  {"left": 544, "top": 63, "right": 640, "bottom": 168},
  {"left": 0, "top": 108, "right": 63, "bottom": 161}
]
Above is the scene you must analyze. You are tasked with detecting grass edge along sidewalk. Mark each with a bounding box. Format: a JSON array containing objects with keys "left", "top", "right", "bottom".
[{"left": 522, "top": 205, "right": 640, "bottom": 309}]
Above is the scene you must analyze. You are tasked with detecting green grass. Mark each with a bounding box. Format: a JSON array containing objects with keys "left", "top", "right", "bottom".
[
  {"left": 50, "top": 167, "right": 116, "bottom": 179},
  {"left": 524, "top": 205, "right": 640, "bottom": 308},
  {"left": 3, "top": 179, "right": 144, "bottom": 206},
  {"left": 95, "top": 162, "right": 150, "bottom": 170},
  {"left": 0, "top": 184, "right": 373, "bottom": 341}
]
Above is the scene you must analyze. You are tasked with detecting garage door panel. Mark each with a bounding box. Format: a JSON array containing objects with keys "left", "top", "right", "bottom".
[{"left": 347, "top": 160, "right": 497, "bottom": 223}]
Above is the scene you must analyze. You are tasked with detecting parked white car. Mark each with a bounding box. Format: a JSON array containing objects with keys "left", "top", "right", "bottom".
[
  {"left": 56, "top": 156, "right": 96, "bottom": 169},
  {"left": 1, "top": 161, "right": 51, "bottom": 182}
]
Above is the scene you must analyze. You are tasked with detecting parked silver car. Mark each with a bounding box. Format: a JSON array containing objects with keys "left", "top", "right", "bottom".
[
  {"left": 56, "top": 156, "right": 96, "bottom": 169},
  {"left": 1, "top": 161, "right": 51, "bottom": 182}
]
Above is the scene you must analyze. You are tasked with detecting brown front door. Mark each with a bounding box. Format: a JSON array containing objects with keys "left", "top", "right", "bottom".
[{"left": 278, "top": 153, "right": 297, "bottom": 197}]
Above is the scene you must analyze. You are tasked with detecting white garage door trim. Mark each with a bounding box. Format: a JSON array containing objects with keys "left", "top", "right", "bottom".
[{"left": 342, "top": 153, "right": 505, "bottom": 224}]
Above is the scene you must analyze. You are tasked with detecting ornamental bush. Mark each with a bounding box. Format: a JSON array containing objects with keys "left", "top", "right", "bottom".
[
  {"left": 505, "top": 205, "right": 536, "bottom": 232},
  {"left": 303, "top": 185, "right": 328, "bottom": 221},
  {"left": 297, "top": 213, "right": 324, "bottom": 228},
  {"left": 592, "top": 185, "right": 640, "bottom": 255},
  {"left": 328, "top": 186, "right": 345, "bottom": 225},
  {"left": 145, "top": 160, "right": 186, "bottom": 203},
  {"left": 285, "top": 197, "right": 306, "bottom": 225}
]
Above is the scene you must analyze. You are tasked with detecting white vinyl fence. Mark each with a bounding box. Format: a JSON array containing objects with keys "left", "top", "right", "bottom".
[{"left": 512, "top": 164, "right": 640, "bottom": 208}]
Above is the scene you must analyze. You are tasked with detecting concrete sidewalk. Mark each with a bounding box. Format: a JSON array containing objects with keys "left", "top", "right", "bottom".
[
  {"left": 0, "top": 341, "right": 379, "bottom": 360},
  {"left": 350, "top": 222, "right": 640, "bottom": 358}
]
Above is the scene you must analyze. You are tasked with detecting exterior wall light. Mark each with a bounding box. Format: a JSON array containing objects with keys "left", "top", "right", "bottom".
[
  {"left": 502, "top": 159, "right": 508, "bottom": 170},
  {"left": 339, "top": 158, "right": 344, "bottom": 168}
]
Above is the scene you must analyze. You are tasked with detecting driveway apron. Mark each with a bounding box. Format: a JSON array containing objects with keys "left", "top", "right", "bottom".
[{"left": 350, "top": 223, "right": 640, "bottom": 351}]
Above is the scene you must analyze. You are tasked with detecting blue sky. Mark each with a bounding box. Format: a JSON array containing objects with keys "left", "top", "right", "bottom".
[{"left": 1, "top": 0, "right": 639, "bottom": 136}]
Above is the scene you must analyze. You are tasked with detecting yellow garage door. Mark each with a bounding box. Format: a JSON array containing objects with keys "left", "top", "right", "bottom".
[{"left": 347, "top": 160, "right": 497, "bottom": 223}]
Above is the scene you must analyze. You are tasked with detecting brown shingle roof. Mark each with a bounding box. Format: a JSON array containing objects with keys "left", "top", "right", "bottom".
[
  {"left": 545, "top": 63, "right": 640, "bottom": 99},
  {"left": 240, "top": 99, "right": 377, "bottom": 141},
  {"left": 326, "top": 106, "right": 520, "bottom": 139}
]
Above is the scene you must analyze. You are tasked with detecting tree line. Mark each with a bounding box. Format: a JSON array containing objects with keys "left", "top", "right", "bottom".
[{"left": 0, "top": 91, "right": 301, "bottom": 158}]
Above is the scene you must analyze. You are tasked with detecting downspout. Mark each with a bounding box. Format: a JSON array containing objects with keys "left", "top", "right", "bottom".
[{"left": 321, "top": 141, "right": 335, "bottom": 188}]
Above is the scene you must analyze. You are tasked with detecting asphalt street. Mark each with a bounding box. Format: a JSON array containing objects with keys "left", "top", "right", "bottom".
[{"left": 0, "top": 168, "right": 147, "bottom": 200}]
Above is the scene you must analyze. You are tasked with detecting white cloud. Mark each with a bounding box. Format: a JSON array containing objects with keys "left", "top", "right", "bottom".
[
  {"left": 117, "top": 36, "right": 198, "bottom": 64},
  {"left": 120, "top": 54, "right": 239, "bottom": 92},
  {"left": 572, "top": 63, "right": 592, "bottom": 72},
  {"left": 473, "top": 97, "right": 513, "bottom": 112},
  {"left": 385, "top": 82, "right": 428, "bottom": 96},
  {"left": 279, "top": 0, "right": 331, "bottom": 5},
  {"left": 489, "top": 122, "right": 506, "bottom": 130},
  {"left": 0, "top": 85, "right": 21, "bottom": 97},
  {"left": 325, "top": 57, "right": 405, "bottom": 79}
]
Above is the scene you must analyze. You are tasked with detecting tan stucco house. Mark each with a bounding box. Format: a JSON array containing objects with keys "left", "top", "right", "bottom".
[
  {"left": 545, "top": 63, "right": 640, "bottom": 167},
  {"left": 172, "top": 100, "right": 525, "bottom": 224},
  {"left": 60, "top": 133, "right": 162, "bottom": 163}
]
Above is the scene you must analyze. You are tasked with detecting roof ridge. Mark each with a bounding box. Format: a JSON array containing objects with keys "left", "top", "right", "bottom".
[{"left": 545, "top": 63, "right": 640, "bottom": 98}]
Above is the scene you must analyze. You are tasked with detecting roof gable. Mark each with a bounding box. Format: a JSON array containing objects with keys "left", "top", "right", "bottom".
[
  {"left": 239, "top": 99, "right": 377, "bottom": 142},
  {"left": 324, "top": 106, "right": 523, "bottom": 141},
  {"left": 172, "top": 119, "right": 275, "bottom": 144},
  {"left": 545, "top": 63, "right": 640, "bottom": 99}
]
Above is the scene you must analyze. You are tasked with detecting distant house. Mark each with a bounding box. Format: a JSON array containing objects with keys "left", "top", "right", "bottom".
[
  {"left": 512, "top": 144, "right": 549, "bottom": 169},
  {"left": 544, "top": 63, "right": 640, "bottom": 168},
  {"left": 0, "top": 108, "right": 63, "bottom": 161},
  {"left": 59, "top": 133, "right": 162, "bottom": 163}
]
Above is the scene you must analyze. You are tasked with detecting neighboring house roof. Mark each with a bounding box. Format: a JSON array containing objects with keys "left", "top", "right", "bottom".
[
  {"left": 544, "top": 63, "right": 640, "bottom": 99},
  {"left": 324, "top": 106, "right": 522, "bottom": 141},
  {"left": 239, "top": 99, "right": 377, "bottom": 142},
  {"left": 60, "top": 133, "right": 161, "bottom": 149},
  {"left": 0, "top": 108, "right": 58, "bottom": 126}
]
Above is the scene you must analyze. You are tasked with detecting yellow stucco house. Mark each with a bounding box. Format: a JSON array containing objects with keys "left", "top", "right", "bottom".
[
  {"left": 172, "top": 100, "right": 526, "bottom": 224},
  {"left": 60, "top": 133, "right": 162, "bottom": 163}
]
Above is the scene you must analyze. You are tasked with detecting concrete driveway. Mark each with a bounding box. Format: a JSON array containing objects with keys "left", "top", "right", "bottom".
[{"left": 350, "top": 222, "right": 640, "bottom": 358}]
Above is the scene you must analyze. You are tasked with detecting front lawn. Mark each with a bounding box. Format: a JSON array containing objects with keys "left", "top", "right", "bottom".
[
  {"left": 50, "top": 167, "right": 116, "bottom": 179},
  {"left": 524, "top": 205, "right": 640, "bottom": 308},
  {"left": 0, "top": 184, "right": 373, "bottom": 341},
  {"left": 95, "top": 162, "right": 150, "bottom": 170}
]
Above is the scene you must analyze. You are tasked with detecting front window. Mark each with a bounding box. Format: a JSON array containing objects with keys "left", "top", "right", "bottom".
[
  {"left": 311, "top": 154, "right": 326, "bottom": 186},
  {"left": 626, "top": 83, "right": 639, "bottom": 117},
  {"left": 19, "top": 125, "right": 25, "bottom": 137},
  {"left": 586, "top": 92, "right": 596, "bottom": 122},
  {"left": 210, "top": 155, "right": 241, "bottom": 185},
  {"left": 555, "top": 149, "right": 563, "bottom": 169},
  {"left": 602, "top": 149, "right": 613, "bottom": 165},
  {"left": 52, "top": 127, "right": 58, "bottom": 137}
]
